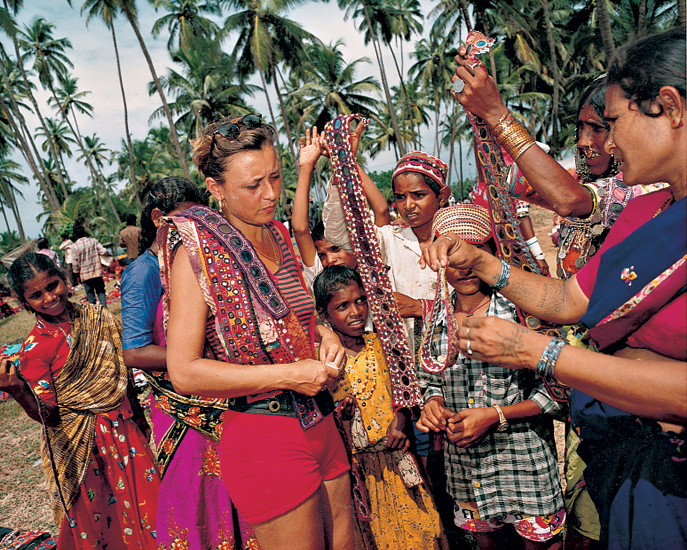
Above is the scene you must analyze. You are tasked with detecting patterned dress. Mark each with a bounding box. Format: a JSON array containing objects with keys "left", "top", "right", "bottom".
[
  {"left": 331, "top": 333, "right": 448, "bottom": 550},
  {"left": 16, "top": 314, "right": 160, "bottom": 550}
]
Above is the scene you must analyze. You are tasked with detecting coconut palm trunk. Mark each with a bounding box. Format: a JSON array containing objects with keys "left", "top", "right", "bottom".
[
  {"left": 597, "top": 0, "right": 616, "bottom": 65},
  {"left": 120, "top": 0, "right": 191, "bottom": 180},
  {"left": 542, "top": 0, "right": 561, "bottom": 149}
]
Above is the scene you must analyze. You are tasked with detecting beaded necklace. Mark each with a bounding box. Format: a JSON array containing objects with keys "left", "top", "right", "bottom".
[{"left": 339, "top": 337, "right": 377, "bottom": 402}]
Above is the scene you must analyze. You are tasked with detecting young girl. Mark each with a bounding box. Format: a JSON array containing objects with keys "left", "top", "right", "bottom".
[
  {"left": 415, "top": 204, "right": 565, "bottom": 550},
  {"left": 1, "top": 253, "right": 159, "bottom": 549},
  {"left": 314, "top": 265, "right": 448, "bottom": 550}
]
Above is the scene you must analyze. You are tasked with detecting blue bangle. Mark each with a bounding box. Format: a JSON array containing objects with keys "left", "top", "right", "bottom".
[
  {"left": 491, "top": 259, "right": 511, "bottom": 291},
  {"left": 536, "top": 337, "right": 566, "bottom": 379}
]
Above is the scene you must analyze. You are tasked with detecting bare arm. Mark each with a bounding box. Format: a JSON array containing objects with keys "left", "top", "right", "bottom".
[
  {"left": 453, "top": 48, "right": 592, "bottom": 217},
  {"left": 422, "top": 235, "right": 588, "bottom": 324},
  {"left": 359, "top": 166, "right": 390, "bottom": 226},
  {"left": 123, "top": 345, "right": 167, "bottom": 371},
  {"left": 458, "top": 316, "right": 687, "bottom": 424},
  {"left": 293, "top": 127, "right": 322, "bottom": 268},
  {"left": 166, "top": 244, "right": 338, "bottom": 397},
  {"left": 1, "top": 357, "right": 59, "bottom": 426}
]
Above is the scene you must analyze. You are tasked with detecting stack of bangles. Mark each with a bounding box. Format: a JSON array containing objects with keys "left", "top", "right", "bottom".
[
  {"left": 525, "top": 236, "right": 546, "bottom": 260},
  {"left": 536, "top": 337, "right": 566, "bottom": 379},
  {"left": 490, "top": 112, "right": 536, "bottom": 161}
]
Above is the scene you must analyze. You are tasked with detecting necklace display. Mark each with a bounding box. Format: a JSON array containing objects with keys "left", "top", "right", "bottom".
[
  {"left": 256, "top": 228, "right": 280, "bottom": 264},
  {"left": 339, "top": 337, "right": 377, "bottom": 401}
]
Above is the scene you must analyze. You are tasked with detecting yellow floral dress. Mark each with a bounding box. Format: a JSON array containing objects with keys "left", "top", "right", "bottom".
[{"left": 331, "top": 333, "right": 448, "bottom": 550}]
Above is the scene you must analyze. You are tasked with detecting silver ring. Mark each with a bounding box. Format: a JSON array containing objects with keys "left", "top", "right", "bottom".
[
  {"left": 442, "top": 235, "right": 454, "bottom": 246},
  {"left": 469, "top": 61, "right": 481, "bottom": 70},
  {"left": 452, "top": 79, "right": 465, "bottom": 94},
  {"left": 466, "top": 338, "right": 473, "bottom": 356}
]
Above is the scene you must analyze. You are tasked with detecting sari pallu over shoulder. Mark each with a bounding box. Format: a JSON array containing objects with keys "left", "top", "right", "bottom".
[
  {"left": 158, "top": 205, "right": 329, "bottom": 432},
  {"left": 19, "top": 304, "right": 129, "bottom": 526}
]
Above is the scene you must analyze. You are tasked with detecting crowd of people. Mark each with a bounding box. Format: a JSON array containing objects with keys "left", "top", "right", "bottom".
[{"left": 0, "top": 27, "right": 684, "bottom": 550}]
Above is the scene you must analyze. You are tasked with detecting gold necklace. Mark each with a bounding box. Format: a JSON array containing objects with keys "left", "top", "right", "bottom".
[
  {"left": 256, "top": 227, "right": 280, "bottom": 264},
  {"left": 653, "top": 195, "right": 674, "bottom": 218}
]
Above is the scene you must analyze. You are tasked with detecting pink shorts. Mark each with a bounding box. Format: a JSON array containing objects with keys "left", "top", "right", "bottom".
[
  {"left": 454, "top": 501, "right": 566, "bottom": 542},
  {"left": 219, "top": 411, "right": 349, "bottom": 524}
]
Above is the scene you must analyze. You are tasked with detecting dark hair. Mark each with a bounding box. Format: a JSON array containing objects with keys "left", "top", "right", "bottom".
[
  {"left": 8, "top": 253, "right": 66, "bottom": 307},
  {"left": 37, "top": 237, "right": 48, "bottom": 250},
  {"left": 311, "top": 221, "right": 326, "bottom": 243},
  {"left": 576, "top": 75, "right": 610, "bottom": 139},
  {"left": 73, "top": 225, "right": 86, "bottom": 239},
  {"left": 126, "top": 214, "right": 137, "bottom": 226},
  {"left": 313, "top": 265, "right": 364, "bottom": 313},
  {"left": 607, "top": 26, "right": 686, "bottom": 117},
  {"left": 139, "top": 177, "right": 206, "bottom": 254},
  {"left": 60, "top": 232, "right": 69, "bottom": 240},
  {"left": 392, "top": 172, "right": 442, "bottom": 198},
  {"left": 192, "top": 115, "right": 277, "bottom": 183}
]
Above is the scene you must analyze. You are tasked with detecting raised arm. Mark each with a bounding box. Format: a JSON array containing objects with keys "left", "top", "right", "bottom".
[
  {"left": 453, "top": 48, "right": 592, "bottom": 218},
  {"left": 293, "top": 127, "right": 324, "bottom": 268},
  {"left": 358, "top": 166, "right": 390, "bottom": 226},
  {"left": 166, "top": 244, "right": 338, "bottom": 398}
]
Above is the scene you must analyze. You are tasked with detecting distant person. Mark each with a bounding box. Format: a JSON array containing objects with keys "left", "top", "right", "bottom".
[
  {"left": 70, "top": 225, "right": 109, "bottom": 307},
  {"left": 119, "top": 214, "right": 142, "bottom": 266},
  {"left": 59, "top": 232, "right": 75, "bottom": 287},
  {"left": 36, "top": 237, "right": 60, "bottom": 269}
]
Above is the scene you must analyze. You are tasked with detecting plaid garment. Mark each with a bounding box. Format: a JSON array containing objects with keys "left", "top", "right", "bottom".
[
  {"left": 71, "top": 237, "right": 108, "bottom": 281},
  {"left": 419, "top": 292, "right": 564, "bottom": 519}
]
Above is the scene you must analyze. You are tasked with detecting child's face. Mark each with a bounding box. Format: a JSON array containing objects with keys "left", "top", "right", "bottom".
[
  {"left": 325, "top": 282, "right": 368, "bottom": 338},
  {"left": 392, "top": 172, "right": 443, "bottom": 230},
  {"left": 315, "top": 238, "right": 357, "bottom": 269},
  {"left": 445, "top": 242, "right": 491, "bottom": 298},
  {"left": 23, "top": 271, "right": 69, "bottom": 320}
]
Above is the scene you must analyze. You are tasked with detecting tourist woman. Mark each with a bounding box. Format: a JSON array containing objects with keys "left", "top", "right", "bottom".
[
  {"left": 1, "top": 253, "right": 159, "bottom": 549},
  {"left": 425, "top": 27, "right": 686, "bottom": 550},
  {"left": 163, "top": 115, "right": 354, "bottom": 550}
]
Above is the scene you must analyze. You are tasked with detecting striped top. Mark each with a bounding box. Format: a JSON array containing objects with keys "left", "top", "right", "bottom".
[{"left": 269, "top": 222, "right": 316, "bottom": 338}]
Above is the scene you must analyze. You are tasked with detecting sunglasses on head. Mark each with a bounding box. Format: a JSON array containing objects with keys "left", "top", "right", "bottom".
[{"left": 205, "top": 114, "right": 263, "bottom": 172}]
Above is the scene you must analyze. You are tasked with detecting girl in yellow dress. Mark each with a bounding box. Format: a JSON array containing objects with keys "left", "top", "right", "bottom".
[{"left": 314, "top": 265, "right": 448, "bottom": 550}]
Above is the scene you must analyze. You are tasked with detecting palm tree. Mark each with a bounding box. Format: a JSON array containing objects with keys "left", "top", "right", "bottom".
[
  {"left": 35, "top": 117, "right": 76, "bottom": 184},
  {"left": 597, "top": 0, "right": 616, "bottom": 63},
  {"left": 0, "top": 156, "right": 27, "bottom": 242},
  {"left": 219, "top": 0, "right": 322, "bottom": 171},
  {"left": 80, "top": 0, "right": 143, "bottom": 209},
  {"left": 151, "top": 0, "right": 221, "bottom": 51},
  {"left": 79, "top": 134, "right": 121, "bottom": 224},
  {"left": 291, "top": 40, "right": 382, "bottom": 130},
  {"left": 118, "top": 0, "right": 191, "bottom": 178}
]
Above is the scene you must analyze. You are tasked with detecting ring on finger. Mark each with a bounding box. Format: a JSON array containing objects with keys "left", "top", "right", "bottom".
[
  {"left": 453, "top": 79, "right": 465, "bottom": 94},
  {"left": 469, "top": 61, "right": 481, "bottom": 70},
  {"left": 442, "top": 235, "right": 454, "bottom": 246},
  {"left": 466, "top": 338, "right": 473, "bottom": 356}
]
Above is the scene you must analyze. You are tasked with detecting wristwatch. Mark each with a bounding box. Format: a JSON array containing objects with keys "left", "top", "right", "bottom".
[{"left": 493, "top": 404, "right": 509, "bottom": 433}]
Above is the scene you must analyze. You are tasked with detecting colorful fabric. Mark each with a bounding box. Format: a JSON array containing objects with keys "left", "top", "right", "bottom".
[
  {"left": 15, "top": 304, "right": 159, "bottom": 549},
  {"left": 392, "top": 150, "right": 448, "bottom": 191},
  {"left": 331, "top": 333, "right": 448, "bottom": 549},
  {"left": 431, "top": 204, "right": 493, "bottom": 245},
  {"left": 454, "top": 501, "right": 565, "bottom": 542},
  {"left": 418, "top": 293, "right": 564, "bottom": 519},
  {"left": 324, "top": 115, "right": 421, "bottom": 408},
  {"left": 37, "top": 249, "right": 61, "bottom": 268},
  {"left": 71, "top": 237, "right": 108, "bottom": 281}
]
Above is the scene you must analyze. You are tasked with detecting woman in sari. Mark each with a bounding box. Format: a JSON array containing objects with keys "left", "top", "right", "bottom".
[
  {"left": 424, "top": 27, "right": 685, "bottom": 550},
  {"left": 162, "top": 115, "right": 354, "bottom": 550},
  {"left": 1, "top": 253, "right": 160, "bottom": 549}
]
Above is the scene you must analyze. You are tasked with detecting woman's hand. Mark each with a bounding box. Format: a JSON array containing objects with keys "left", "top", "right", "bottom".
[
  {"left": 288, "top": 359, "right": 340, "bottom": 396},
  {"left": 457, "top": 316, "right": 545, "bottom": 370},
  {"left": 451, "top": 47, "right": 507, "bottom": 126},
  {"left": 317, "top": 324, "right": 346, "bottom": 369},
  {"left": 416, "top": 397, "right": 454, "bottom": 433},
  {"left": 393, "top": 293, "right": 422, "bottom": 318},
  {"left": 299, "top": 126, "right": 325, "bottom": 168},
  {"left": 420, "top": 232, "right": 483, "bottom": 272},
  {"left": 385, "top": 408, "right": 411, "bottom": 452},
  {"left": 446, "top": 407, "right": 498, "bottom": 448}
]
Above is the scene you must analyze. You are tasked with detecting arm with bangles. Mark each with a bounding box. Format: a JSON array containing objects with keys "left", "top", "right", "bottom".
[
  {"left": 459, "top": 316, "right": 687, "bottom": 425},
  {"left": 454, "top": 49, "right": 592, "bottom": 218},
  {"left": 166, "top": 244, "right": 342, "bottom": 398}
]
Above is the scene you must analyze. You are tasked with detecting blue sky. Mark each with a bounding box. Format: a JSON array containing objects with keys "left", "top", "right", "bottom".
[{"left": 6, "top": 0, "right": 475, "bottom": 239}]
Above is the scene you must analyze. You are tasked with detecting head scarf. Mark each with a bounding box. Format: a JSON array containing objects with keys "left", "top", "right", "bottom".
[
  {"left": 392, "top": 151, "right": 448, "bottom": 193},
  {"left": 432, "top": 204, "right": 493, "bottom": 245}
]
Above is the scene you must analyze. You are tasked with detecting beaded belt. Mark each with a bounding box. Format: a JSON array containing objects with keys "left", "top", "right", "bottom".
[{"left": 324, "top": 114, "right": 421, "bottom": 408}]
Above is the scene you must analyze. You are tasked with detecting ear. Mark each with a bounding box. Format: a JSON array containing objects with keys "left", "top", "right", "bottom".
[
  {"left": 439, "top": 186, "right": 452, "bottom": 206},
  {"left": 151, "top": 207, "right": 164, "bottom": 228},
  {"left": 205, "top": 177, "right": 224, "bottom": 204},
  {"left": 658, "top": 86, "right": 685, "bottom": 124}
]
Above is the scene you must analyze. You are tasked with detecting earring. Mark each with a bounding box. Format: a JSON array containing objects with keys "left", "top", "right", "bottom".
[
  {"left": 574, "top": 149, "right": 592, "bottom": 183},
  {"left": 672, "top": 117, "right": 684, "bottom": 128}
]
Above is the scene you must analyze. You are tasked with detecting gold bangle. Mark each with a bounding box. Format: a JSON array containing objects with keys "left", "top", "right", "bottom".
[{"left": 513, "top": 139, "right": 536, "bottom": 161}]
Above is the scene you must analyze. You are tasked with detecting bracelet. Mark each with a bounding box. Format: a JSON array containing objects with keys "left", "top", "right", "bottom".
[
  {"left": 490, "top": 112, "right": 536, "bottom": 162},
  {"left": 536, "top": 337, "right": 566, "bottom": 378},
  {"left": 491, "top": 258, "right": 511, "bottom": 291},
  {"left": 525, "top": 237, "right": 545, "bottom": 260}
]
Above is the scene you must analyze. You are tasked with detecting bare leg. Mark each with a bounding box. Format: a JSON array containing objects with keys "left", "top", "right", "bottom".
[
  {"left": 522, "top": 535, "right": 563, "bottom": 550},
  {"left": 321, "top": 473, "right": 355, "bottom": 550},
  {"left": 251, "top": 489, "right": 325, "bottom": 550}
]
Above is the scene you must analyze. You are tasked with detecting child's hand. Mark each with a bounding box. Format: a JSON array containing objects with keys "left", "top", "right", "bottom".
[
  {"left": 336, "top": 396, "right": 356, "bottom": 420},
  {"left": 385, "top": 408, "right": 410, "bottom": 452},
  {"left": 299, "top": 127, "right": 324, "bottom": 168},
  {"left": 446, "top": 407, "right": 498, "bottom": 448},
  {"left": 416, "top": 397, "right": 453, "bottom": 433},
  {"left": 350, "top": 117, "right": 368, "bottom": 156}
]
